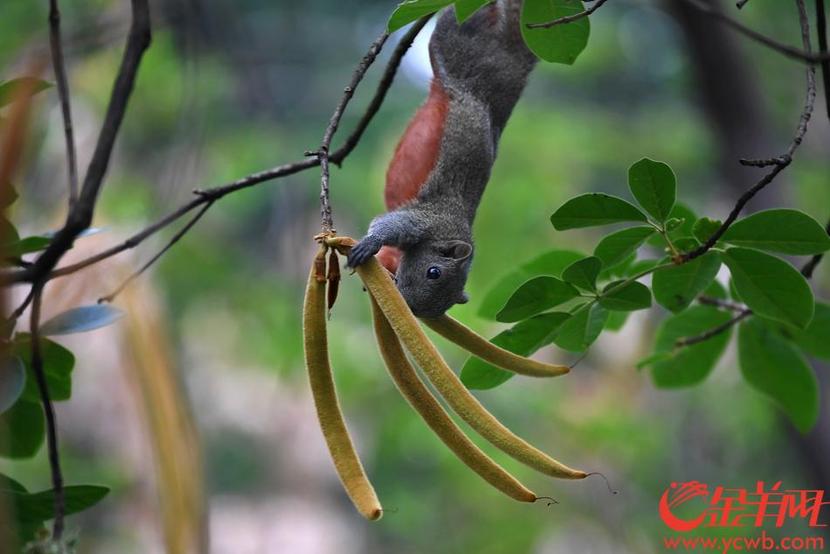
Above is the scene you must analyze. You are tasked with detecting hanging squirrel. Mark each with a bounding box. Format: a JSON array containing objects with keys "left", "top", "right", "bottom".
[{"left": 347, "top": 0, "right": 537, "bottom": 318}]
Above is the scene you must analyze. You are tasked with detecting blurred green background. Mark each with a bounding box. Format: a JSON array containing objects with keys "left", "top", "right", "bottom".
[{"left": 1, "top": 0, "right": 829, "bottom": 552}]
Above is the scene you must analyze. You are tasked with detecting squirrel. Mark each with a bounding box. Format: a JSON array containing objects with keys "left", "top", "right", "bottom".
[{"left": 347, "top": 0, "right": 537, "bottom": 318}]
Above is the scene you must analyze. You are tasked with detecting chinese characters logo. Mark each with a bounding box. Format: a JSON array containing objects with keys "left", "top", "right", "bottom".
[{"left": 659, "top": 481, "right": 829, "bottom": 532}]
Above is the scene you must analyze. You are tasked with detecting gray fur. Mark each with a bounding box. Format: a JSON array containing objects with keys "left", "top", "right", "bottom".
[{"left": 347, "top": 0, "right": 536, "bottom": 317}]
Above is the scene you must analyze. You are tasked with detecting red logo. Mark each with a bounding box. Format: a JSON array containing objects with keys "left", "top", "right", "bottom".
[
  {"left": 659, "top": 481, "right": 829, "bottom": 531},
  {"left": 659, "top": 481, "right": 709, "bottom": 531}
]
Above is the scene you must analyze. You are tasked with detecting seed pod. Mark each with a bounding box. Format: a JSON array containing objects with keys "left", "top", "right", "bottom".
[
  {"left": 327, "top": 249, "right": 341, "bottom": 311},
  {"left": 422, "top": 315, "right": 569, "bottom": 378},
  {"left": 303, "top": 247, "right": 383, "bottom": 520},
  {"left": 356, "top": 256, "right": 586, "bottom": 480},
  {"left": 370, "top": 297, "right": 536, "bottom": 502}
]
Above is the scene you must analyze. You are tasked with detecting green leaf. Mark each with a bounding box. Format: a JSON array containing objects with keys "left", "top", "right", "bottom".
[
  {"left": 3, "top": 483, "right": 110, "bottom": 541},
  {"left": 14, "top": 335, "right": 75, "bottom": 403},
  {"left": 721, "top": 209, "right": 830, "bottom": 255},
  {"left": 604, "top": 310, "right": 629, "bottom": 331},
  {"left": 648, "top": 306, "right": 733, "bottom": 387},
  {"left": 520, "top": 0, "right": 590, "bottom": 65},
  {"left": 551, "top": 193, "right": 648, "bottom": 230},
  {"left": 460, "top": 312, "right": 570, "bottom": 390},
  {"left": 554, "top": 303, "right": 608, "bottom": 352},
  {"left": 0, "top": 78, "right": 52, "bottom": 107},
  {"left": 0, "top": 399, "right": 45, "bottom": 458},
  {"left": 496, "top": 276, "right": 579, "bottom": 323},
  {"left": 0, "top": 358, "right": 25, "bottom": 414},
  {"left": 692, "top": 217, "right": 722, "bottom": 245},
  {"left": 593, "top": 226, "right": 655, "bottom": 268},
  {"left": 652, "top": 252, "right": 721, "bottom": 313},
  {"left": 702, "top": 279, "right": 728, "bottom": 300},
  {"left": 561, "top": 256, "right": 601, "bottom": 292},
  {"left": 627, "top": 158, "right": 676, "bottom": 223},
  {"left": 454, "top": 0, "right": 491, "bottom": 22},
  {"left": 738, "top": 318, "right": 819, "bottom": 433},
  {"left": 40, "top": 305, "right": 124, "bottom": 336},
  {"left": 15, "top": 485, "right": 110, "bottom": 523},
  {"left": 722, "top": 247, "right": 814, "bottom": 329},
  {"left": 599, "top": 280, "right": 652, "bottom": 312},
  {"left": 790, "top": 302, "right": 830, "bottom": 360},
  {"left": 4, "top": 236, "right": 51, "bottom": 257},
  {"left": 478, "top": 250, "right": 584, "bottom": 320},
  {"left": 647, "top": 203, "right": 697, "bottom": 247},
  {"left": 387, "top": 0, "right": 453, "bottom": 32}
]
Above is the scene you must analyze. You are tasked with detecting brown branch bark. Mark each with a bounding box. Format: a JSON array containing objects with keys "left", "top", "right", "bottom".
[{"left": 48, "top": 0, "right": 79, "bottom": 206}]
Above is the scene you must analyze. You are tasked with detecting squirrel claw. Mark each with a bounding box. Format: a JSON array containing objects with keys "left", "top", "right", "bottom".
[{"left": 346, "top": 237, "right": 381, "bottom": 268}]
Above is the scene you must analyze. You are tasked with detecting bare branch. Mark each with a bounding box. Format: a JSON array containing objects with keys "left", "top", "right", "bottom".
[
  {"left": 697, "top": 296, "right": 747, "bottom": 312},
  {"left": 98, "top": 200, "right": 214, "bottom": 303},
  {"left": 28, "top": 287, "right": 66, "bottom": 539},
  {"left": 22, "top": 19, "right": 430, "bottom": 284},
  {"left": 816, "top": 0, "right": 830, "bottom": 116},
  {"left": 674, "top": 309, "right": 751, "bottom": 348},
  {"left": 330, "top": 16, "right": 432, "bottom": 167},
  {"left": 48, "top": 0, "right": 79, "bottom": 206},
  {"left": 526, "top": 0, "right": 608, "bottom": 28},
  {"left": 681, "top": 0, "right": 830, "bottom": 64},
  {"left": 682, "top": 0, "right": 816, "bottom": 263},
  {"left": 316, "top": 32, "right": 390, "bottom": 232},
  {"left": 21, "top": 0, "right": 151, "bottom": 288}
]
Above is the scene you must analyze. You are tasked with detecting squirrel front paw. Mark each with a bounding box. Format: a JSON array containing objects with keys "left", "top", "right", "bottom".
[{"left": 346, "top": 236, "right": 382, "bottom": 268}]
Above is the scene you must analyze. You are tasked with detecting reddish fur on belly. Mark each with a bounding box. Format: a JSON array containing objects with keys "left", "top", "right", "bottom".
[{"left": 380, "top": 79, "right": 449, "bottom": 273}]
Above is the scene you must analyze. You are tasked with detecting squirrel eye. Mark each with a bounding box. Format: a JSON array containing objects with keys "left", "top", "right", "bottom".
[{"left": 426, "top": 266, "right": 442, "bottom": 280}]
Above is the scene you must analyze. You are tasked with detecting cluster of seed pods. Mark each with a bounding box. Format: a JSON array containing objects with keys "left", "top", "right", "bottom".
[{"left": 302, "top": 235, "right": 587, "bottom": 519}]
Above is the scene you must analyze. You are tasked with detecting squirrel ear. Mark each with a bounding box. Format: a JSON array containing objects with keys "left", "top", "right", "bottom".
[{"left": 442, "top": 240, "right": 473, "bottom": 260}]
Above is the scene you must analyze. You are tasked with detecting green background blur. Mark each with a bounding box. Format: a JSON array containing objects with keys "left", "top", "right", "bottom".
[{"left": 1, "top": 0, "right": 829, "bottom": 552}]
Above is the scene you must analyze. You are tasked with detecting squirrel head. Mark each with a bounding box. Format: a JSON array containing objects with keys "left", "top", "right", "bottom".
[{"left": 396, "top": 239, "right": 473, "bottom": 318}]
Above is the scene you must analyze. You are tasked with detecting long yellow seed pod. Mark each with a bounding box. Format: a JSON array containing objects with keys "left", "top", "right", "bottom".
[
  {"left": 303, "top": 246, "right": 383, "bottom": 520},
  {"left": 351, "top": 253, "right": 586, "bottom": 480},
  {"left": 370, "top": 297, "right": 536, "bottom": 502},
  {"left": 422, "top": 315, "right": 570, "bottom": 378}
]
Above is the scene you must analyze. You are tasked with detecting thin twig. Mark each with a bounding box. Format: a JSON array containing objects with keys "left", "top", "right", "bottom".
[
  {"left": 48, "top": 0, "right": 79, "bottom": 206},
  {"left": 330, "top": 16, "right": 431, "bottom": 167},
  {"left": 7, "top": 18, "right": 430, "bottom": 285},
  {"left": 680, "top": 218, "right": 828, "bottom": 348},
  {"left": 8, "top": 287, "right": 34, "bottom": 321},
  {"left": 316, "top": 32, "right": 390, "bottom": 232},
  {"left": 28, "top": 287, "right": 66, "bottom": 540},
  {"left": 697, "top": 296, "right": 747, "bottom": 312},
  {"left": 817, "top": 0, "right": 830, "bottom": 116},
  {"left": 98, "top": 200, "right": 213, "bottom": 303},
  {"left": 682, "top": 0, "right": 816, "bottom": 262},
  {"left": 675, "top": 309, "right": 752, "bottom": 347},
  {"left": 526, "top": 0, "right": 608, "bottom": 28},
  {"left": 681, "top": 0, "right": 830, "bottom": 64},
  {"left": 20, "top": 0, "right": 151, "bottom": 289}
]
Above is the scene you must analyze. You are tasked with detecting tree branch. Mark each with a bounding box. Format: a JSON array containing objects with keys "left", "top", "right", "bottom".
[
  {"left": 526, "top": 0, "right": 608, "bottom": 28},
  {"left": 7, "top": 17, "right": 430, "bottom": 285},
  {"left": 48, "top": 0, "right": 79, "bottom": 206},
  {"left": 28, "top": 287, "right": 66, "bottom": 540},
  {"left": 682, "top": 0, "right": 816, "bottom": 262},
  {"left": 681, "top": 0, "right": 830, "bottom": 64},
  {"left": 20, "top": 0, "right": 151, "bottom": 287},
  {"left": 675, "top": 309, "right": 752, "bottom": 347},
  {"left": 816, "top": 0, "right": 830, "bottom": 117},
  {"left": 315, "top": 32, "right": 390, "bottom": 232},
  {"left": 98, "top": 200, "right": 213, "bottom": 303}
]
